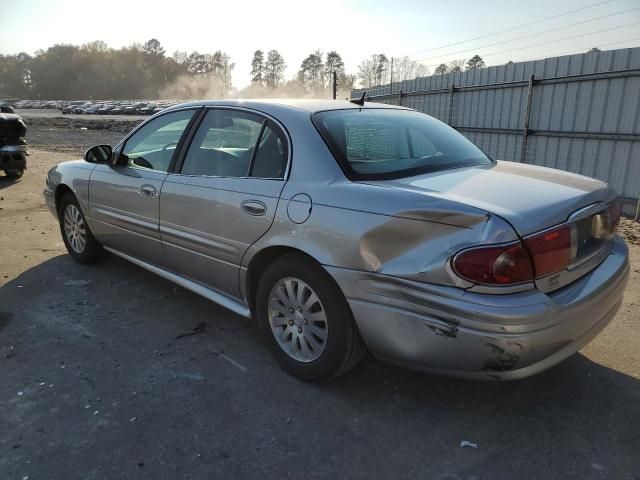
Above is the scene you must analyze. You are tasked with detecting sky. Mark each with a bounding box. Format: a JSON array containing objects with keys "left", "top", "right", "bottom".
[{"left": 1, "top": 0, "right": 639, "bottom": 88}]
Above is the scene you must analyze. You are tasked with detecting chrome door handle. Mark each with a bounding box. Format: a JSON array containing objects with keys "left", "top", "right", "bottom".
[
  {"left": 139, "top": 184, "right": 157, "bottom": 198},
  {"left": 241, "top": 200, "right": 267, "bottom": 216}
]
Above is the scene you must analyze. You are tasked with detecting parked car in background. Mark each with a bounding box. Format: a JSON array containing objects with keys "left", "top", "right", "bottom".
[
  {"left": 124, "top": 104, "right": 139, "bottom": 115},
  {"left": 139, "top": 103, "right": 157, "bottom": 115},
  {"left": 0, "top": 109, "right": 28, "bottom": 178},
  {"left": 83, "top": 104, "right": 101, "bottom": 114},
  {"left": 110, "top": 104, "right": 126, "bottom": 114},
  {"left": 43, "top": 99, "right": 630, "bottom": 381}
]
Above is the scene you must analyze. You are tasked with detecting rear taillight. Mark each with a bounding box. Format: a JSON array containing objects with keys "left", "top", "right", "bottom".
[
  {"left": 453, "top": 205, "right": 619, "bottom": 287},
  {"left": 453, "top": 224, "right": 574, "bottom": 286},
  {"left": 524, "top": 224, "right": 572, "bottom": 277},
  {"left": 453, "top": 242, "right": 534, "bottom": 285}
]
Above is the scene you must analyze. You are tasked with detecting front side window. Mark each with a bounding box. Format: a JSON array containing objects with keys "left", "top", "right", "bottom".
[
  {"left": 121, "top": 109, "right": 195, "bottom": 172},
  {"left": 313, "top": 109, "right": 492, "bottom": 180},
  {"left": 181, "top": 109, "right": 287, "bottom": 179}
]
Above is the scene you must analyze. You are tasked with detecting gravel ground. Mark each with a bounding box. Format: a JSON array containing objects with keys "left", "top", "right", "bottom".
[
  {"left": 22, "top": 114, "right": 141, "bottom": 156},
  {"left": 1, "top": 134, "right": 639, "bottom": 478}
]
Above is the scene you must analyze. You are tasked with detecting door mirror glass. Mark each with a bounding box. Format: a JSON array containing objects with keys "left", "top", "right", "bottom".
[{"left": 84, "top": 144, "right": 113, "bottom": 163}]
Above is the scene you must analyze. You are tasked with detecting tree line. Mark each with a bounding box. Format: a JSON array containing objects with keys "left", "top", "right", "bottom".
[{"left": 0, "top": 38, "right": 488, "bottom": 99}]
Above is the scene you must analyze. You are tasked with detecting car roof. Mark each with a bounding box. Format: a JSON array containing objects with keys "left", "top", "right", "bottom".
[{"left": 166, "top": 98, "right": 411, "bottom": 114}]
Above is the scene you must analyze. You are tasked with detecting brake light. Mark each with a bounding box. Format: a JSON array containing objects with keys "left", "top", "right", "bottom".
[
  {"left": 453, "top": 242, "right": 534, "bottom": 285},
  {"left": 524, "top": 224, "right": 572, "bottom": 277}
]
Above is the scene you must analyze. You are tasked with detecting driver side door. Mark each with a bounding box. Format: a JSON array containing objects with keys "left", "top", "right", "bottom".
[{"left": 88, "top": 109, "right": 198, "bottom": 266}]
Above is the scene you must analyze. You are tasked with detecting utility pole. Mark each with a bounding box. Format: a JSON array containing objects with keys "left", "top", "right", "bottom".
[
  {"left": 390, "top": 57, "right": 394, "bottom": 95},
  {"left": 332, "top": 71, "right": 337, "bottom": 100}
]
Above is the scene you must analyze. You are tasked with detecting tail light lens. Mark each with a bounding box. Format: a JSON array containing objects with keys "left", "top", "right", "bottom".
[
  {"left": 453, "top": 224, "right": 573, "bottom": 285},
  {"left": 453, "top": 204, "right": 618, "bottom": 287},
  {"left": 453, "top": 242, "right": 534, "bottom": 285},
  {"left": 524, "top": 224, "right": 572, "bottom": 277}
]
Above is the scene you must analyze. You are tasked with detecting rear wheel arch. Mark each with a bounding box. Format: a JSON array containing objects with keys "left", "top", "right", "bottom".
[
  {"left": 246, "top": 246, "right": 333, "bottom": 312},
  {"left": 252, "top": 250, "right": 367, "bottom": 380}
]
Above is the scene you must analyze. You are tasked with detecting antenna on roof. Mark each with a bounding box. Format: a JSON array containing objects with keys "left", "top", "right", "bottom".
[{"left": 349, "top": 91, "right": 366, "bottom": 106}]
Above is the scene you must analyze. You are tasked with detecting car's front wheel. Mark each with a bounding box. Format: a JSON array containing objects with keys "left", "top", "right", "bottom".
[
  {"left": 58, "top": 192, "right": 106, "bottom": 264},
  {"left": 256, "top": 253, "right": 367, "bottom": 381}
]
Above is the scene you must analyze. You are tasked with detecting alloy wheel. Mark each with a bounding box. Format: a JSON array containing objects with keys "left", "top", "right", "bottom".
[
  {"left": 268, "top": 277, "right": 329, "bottom": 362},
  {"left": 63, "top": 204, "right": 87, "bottom": 253}
]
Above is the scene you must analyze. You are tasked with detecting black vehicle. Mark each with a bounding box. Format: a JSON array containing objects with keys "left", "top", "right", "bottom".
[
  {"left": 110, "top": 105, "right": 127, "bottom": 114},
  {"left": 0, "top": 111, "right": 27, "bottom": 179},
  {"left": 139, "top": 103, "right": 157, "bottom": 115},
  {"left": 124, "top": 104, "right": 139, "bottom": 115},
  {"left": 97, "top": 104, "right": 115, "bottom": 114}
]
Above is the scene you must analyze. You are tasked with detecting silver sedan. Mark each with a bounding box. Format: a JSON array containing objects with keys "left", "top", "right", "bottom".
[{"left": 43, "top": 99, "right": 629, "bottom": 381}]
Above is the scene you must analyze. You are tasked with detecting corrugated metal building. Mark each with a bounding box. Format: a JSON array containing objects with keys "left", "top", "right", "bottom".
[{"left": 352, "top": 47, "right": 640, "bottom": 214}]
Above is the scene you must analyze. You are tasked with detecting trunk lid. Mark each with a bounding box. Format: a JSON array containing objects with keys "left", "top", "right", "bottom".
[{"left": 366, "top": 160, "right": 615, "bottom": 236}]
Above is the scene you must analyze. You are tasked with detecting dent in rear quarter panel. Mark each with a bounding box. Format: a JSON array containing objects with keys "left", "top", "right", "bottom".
[{"left": 241, "top": 185, "right": 521, "bottom": 299}]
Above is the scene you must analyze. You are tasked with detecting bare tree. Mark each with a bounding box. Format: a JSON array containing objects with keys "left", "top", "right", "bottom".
[
  {"left": 357, "top": 54, "right": 389, "bottom": 87},
  {"left": 172, "top": 51, "right": 188, "bottom": 64},
  {"left": 448, "top": 58, "right": 466, "bottom": 73},
  {"left": 392, "top": 56, "right": 429, "bottom": 82}
]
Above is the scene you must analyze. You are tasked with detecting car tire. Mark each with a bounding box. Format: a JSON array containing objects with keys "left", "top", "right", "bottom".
[
  {"left": 58, "top": 192, "right": 107, "bottom": 264},
  {"left": 4, "top": 168, "right": 24, "bottom": 179},
  {"left": 256, "top": 253, "right": 367, "bottom": 381}
]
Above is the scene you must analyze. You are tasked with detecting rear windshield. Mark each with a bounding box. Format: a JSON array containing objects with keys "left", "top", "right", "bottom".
[{"left": 313, "top": 108, "right": 492, "bottom": 180}]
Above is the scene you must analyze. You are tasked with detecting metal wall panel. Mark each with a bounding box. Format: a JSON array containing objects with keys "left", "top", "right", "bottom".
[{"left": 352, "top": 47, "right": 640, "bottom": 212}]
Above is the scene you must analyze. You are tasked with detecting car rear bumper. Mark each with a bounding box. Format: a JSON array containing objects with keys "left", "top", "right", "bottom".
[
  {"left": 0, "top": 145, "right": 27, "bottom": 171},
  {"left": 327, "top": 236, "right": 629, "bottom": 380}
]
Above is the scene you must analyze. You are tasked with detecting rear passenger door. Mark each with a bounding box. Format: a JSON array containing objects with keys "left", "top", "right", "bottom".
[{"left": 159, "top": 108, "right": 289, "bottom": 299}]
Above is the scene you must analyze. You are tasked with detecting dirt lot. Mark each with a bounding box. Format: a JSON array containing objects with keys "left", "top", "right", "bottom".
[
  {"left": 22, "top": 113, "right": 140, "bottom": 156},
  {"left": 1, "top": 124, "right": 639, "bottom": 479}
]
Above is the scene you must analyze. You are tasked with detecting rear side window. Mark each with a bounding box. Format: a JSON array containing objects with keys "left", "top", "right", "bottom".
[
  {"left": 181, "top": 110, "right": 263, "bottom": 177},
  {"left": 313, "top": 109, "right": 492, "bottom": 180},
  {"left": 181, "top": 109, "right": 287, "bottom": 179},
  {"left": 250, "top": 121, "right": 288, "bottom": 178}
]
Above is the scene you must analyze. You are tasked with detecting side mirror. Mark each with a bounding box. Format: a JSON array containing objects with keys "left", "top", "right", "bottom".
[{"left": 84, "top": 144, "right": 113, "bottom": 163}]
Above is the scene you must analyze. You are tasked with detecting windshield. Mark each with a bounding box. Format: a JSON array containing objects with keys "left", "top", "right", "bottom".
[{"left": 313, "top": 108, "right": 493, "bottom": 180}]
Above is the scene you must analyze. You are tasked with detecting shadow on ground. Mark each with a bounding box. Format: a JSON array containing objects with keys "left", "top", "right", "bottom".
[
  {"left": 0, "top": 176, "right": 22, "bottom": 190},
  {"left": 1, "top": 254, "right": 639, "bottom": 480}
]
